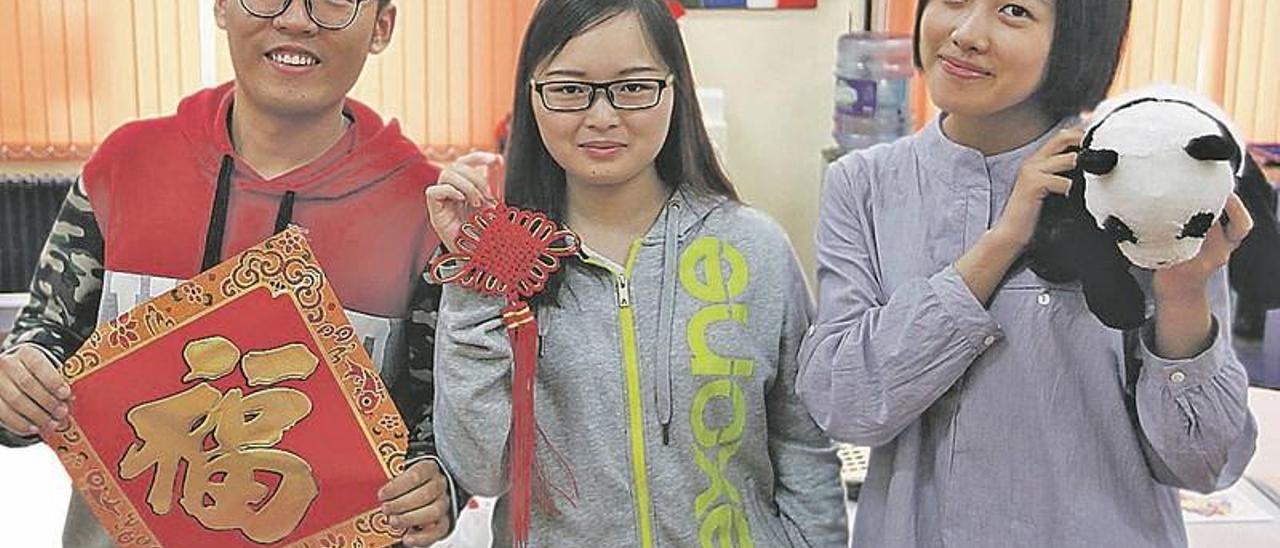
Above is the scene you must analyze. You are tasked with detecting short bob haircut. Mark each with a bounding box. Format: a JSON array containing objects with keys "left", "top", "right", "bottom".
[{"left": 912, "top": 0, "right": 1132, "bottom": 121}]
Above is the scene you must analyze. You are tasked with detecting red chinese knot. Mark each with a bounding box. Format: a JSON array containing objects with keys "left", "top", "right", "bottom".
[{"left": 429, "top": 205, "right": 579, "bottom": 304}]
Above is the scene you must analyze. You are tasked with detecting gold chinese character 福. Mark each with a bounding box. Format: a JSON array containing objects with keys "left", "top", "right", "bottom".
[{"left": 119, "top": 337, "right": 322, "bottom": 543}]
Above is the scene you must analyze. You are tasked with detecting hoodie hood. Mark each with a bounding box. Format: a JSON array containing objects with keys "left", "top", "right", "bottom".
[
  {"left": 178, "top": 82, "right": 425, "bottom": 200},
  {"left": 82, "top": 83, "right": 441, "bottom": 317}
]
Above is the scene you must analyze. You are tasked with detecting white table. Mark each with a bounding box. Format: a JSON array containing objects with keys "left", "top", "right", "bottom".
[{"left": 1186, "top": 388, "right": 1280, "bottom": 547}]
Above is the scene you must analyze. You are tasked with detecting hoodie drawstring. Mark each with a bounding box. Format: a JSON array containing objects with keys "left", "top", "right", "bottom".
[
  {"left": 201, "top": 155, "right": 299, "bottom": 270},
  {"left": 274, "top": 190, "right": 297, "bottom": 234},
  {"left": 655, "top": 199, "right": 681, "bottom": 445},
  {"left": 202, "top": 155, "right": 235, "bottom": 271}
]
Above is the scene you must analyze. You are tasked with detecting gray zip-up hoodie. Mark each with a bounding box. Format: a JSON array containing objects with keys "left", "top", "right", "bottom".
[{"left": 433, "top": 190, "right": 846, "bottom": 547}]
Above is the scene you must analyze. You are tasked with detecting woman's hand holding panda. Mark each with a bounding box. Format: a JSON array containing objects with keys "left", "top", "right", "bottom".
[
  {"left": 1150, "top": 193, "right": 1254, "bottom": 358},
  {"left": 955, "top": 128, "right": 1084, "bottom": 305},
  {"left": 990, "top": 127, "right": 1085, "bottom": 249},
  {"left": 1156, "top": 193, "right": 1254, "bottom": 290}
]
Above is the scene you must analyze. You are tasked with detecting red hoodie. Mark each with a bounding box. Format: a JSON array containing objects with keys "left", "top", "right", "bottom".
[{"left": 82, "top": 83, "right": 440, "bottom": 318}]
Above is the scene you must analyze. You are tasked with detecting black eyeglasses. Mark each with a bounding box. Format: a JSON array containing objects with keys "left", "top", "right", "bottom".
[
  {"left": 239, "top": 0, "right": 371, "bottom": 31},
  {"left": 531, "top": 76, "right": 674, "bottom": 112}
]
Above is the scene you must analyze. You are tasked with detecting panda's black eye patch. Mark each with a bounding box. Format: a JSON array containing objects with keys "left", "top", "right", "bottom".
[
  {"left": 1079, "top": 149, "right": 1118, "bottom": 175},
  {"left": 1104, "top": 216, "right": 1138, "bottom": 244},
  {"left": 1185, "top": 135, "right": 1234, "bottom": 161},
  {"left": 1178, "top": 212, "right": 1216, "bottom": 239}
]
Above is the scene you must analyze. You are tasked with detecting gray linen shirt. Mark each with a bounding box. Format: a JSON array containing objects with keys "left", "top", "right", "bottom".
[{"left": 797, "top": 117, "right": 1257, "bottom": 548}]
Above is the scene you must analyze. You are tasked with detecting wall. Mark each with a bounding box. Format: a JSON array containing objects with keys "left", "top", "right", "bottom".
[{"left": 679, "top": 0, "right": 862, "bottom": 281}]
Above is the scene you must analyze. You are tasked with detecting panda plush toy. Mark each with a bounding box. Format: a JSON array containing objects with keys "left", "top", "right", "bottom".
[{"left": 1026, "top": 84, "right": 1280, "bottom": 330}]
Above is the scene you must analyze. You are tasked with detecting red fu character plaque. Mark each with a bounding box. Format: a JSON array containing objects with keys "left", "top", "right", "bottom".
[{"left": 41, "top": 227, "right": 410, "bottom": 547}]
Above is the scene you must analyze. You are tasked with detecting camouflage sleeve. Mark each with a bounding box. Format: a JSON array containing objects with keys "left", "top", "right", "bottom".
[
  {"left": 0, "top": 178, "right": 104, "bottom": 447},
  {"left": 388, "top": 269, "right": 472, "bottom": 511},
  {"left": 389, "top": 269, "right": 442, "bottom": 461},
  {"left": 1, "top": 178, "right": 105, "bottom": 362}
]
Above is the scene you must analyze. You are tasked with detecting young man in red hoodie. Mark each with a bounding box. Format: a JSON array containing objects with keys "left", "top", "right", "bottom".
[{"left": 0, "top": 1, "right": 456, "bottom": 546}]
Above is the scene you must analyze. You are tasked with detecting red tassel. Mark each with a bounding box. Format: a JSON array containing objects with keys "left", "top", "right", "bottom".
[
  {"left": 504, "top": 302, "right": 538, "bottom": 547},
  {"left": 427, "top": 186, "right": 581, "bottom": 544}
]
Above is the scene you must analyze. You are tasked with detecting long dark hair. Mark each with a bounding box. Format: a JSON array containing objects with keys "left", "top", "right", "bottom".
[
  {"left": 504, "top": 0, "right": 736, "bottom": 305},
  {"left": 912, "top": 0, "right": 1132, "bottom": 121},
  {"left": 504, "top": 0, "right": 737, "bottom": 219}
]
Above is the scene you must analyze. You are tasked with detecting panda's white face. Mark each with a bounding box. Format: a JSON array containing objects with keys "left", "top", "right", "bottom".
[{"left": 1081, "top": 101, "right": 1236, "bottom": 269}]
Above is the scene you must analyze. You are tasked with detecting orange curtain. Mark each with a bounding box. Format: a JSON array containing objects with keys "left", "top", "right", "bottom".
[
  {"left": 1113, "top": 0, "right": 1280, "bottom": 142},
  {"left": 0, "top": 0, "right": 207, "bottom": 160},
  {"left": 886, "top": 0, "right": 1280, "bottom": 141},
  {"left": 345, "top": 0, "right": 540, "bottom": 161},
  {"left": 0, "top": 0, "right": 536, "bottom": 162}
]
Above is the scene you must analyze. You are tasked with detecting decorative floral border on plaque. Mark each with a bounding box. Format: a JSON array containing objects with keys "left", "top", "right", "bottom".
[{"left": 42, "top": 227, "right": 409, "bottom": 548}]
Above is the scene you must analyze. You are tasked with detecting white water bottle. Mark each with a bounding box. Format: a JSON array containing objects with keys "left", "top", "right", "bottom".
[{"left": 833, "top": 32, "right": 914, "bottom": 153}]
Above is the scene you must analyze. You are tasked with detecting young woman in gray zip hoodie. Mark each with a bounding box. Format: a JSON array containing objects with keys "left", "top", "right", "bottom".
[{"left": 425, "top": 1, "right": 846, "bottom": 546}]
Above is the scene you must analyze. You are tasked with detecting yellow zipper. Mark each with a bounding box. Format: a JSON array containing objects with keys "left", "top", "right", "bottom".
[{"left": 583, "top": 241, "right": 654, "bottom": 548}]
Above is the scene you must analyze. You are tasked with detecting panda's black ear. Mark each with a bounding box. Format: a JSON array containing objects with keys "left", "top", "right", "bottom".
[
  {"left": 1078, "top": 149, "right": 1118, "bottom": 175},
  {"left": 1185, "top": 135, "right": 1235, "bottom": 162}
]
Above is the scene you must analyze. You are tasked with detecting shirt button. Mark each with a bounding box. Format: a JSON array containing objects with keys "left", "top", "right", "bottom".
[
  {"left": 1170, "top": 371, "right": 1187, "bottom": 384},
  {"left": 1037, "top": 292, "right": 1052, "bottom": 306},
  {"left": 983, "top": 335, "right": 996, "bottom": 347}
]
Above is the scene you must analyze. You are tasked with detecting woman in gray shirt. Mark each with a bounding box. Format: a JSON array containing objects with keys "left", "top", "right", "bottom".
[{"left": 798, "top": 1, "right": 1257, "bottom": 547}]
